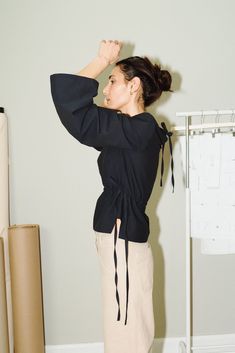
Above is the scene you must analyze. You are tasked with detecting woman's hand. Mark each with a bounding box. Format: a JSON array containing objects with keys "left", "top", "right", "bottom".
[
  {"left": 98, "top": 40, "right": 122, "bottom": 65},
  {"left": 76, "top": 40, "right": 122, "bottom": 79}
]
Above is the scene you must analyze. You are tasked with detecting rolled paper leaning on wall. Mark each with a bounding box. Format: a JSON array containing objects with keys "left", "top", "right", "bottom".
[
  {"left": 8, "top": 224, "right": 45, "bottom": 353},
  {"left": 0, "top": 237, "right": 10, "bottom": 353},
  {"left": 0, "top": 107, "right": 13, "bottom": 353}
]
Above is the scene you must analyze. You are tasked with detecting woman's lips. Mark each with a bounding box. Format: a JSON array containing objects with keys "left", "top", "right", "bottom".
[{"left": 103, "top": 98, "right": 110, "bottom": 106}]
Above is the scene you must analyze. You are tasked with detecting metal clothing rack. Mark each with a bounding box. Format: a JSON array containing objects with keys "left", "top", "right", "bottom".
[{"left": 172, "top": 109, "right": 235, "bottom": 353}]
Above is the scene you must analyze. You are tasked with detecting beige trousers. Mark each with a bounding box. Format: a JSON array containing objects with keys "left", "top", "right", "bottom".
[{"left": 95, "top": 220, "right": 155, "bottom": 353}]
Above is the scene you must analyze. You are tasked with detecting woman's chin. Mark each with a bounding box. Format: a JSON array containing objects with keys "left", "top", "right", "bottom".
[
  {"left": 105, "top": 103, "right": 114, "bottom": 109},
  {"left": 103, "top": 100, "right": 120, "bottom": 110}
]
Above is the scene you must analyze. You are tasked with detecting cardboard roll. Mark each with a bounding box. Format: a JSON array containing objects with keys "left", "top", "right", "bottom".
[
  {"left": 8, "top": 224, "right": 45, "bottom": 353},
  {"left": 0, "top": 237, "right": 10, "bottom": 353}
]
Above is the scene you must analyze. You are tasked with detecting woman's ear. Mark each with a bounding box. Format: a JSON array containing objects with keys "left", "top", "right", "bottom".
[{"left": 130, "top": 76, "right": 142, "bottom": 93}]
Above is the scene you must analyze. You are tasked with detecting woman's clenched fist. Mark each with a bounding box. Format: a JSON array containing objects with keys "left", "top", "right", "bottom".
[{"left": 98, "top": 40, "right": 122, "bottom": 65}]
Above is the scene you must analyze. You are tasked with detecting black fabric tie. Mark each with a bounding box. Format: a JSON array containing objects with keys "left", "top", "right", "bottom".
[
  {"left": 159, "top": 122, "right": 175, "bottom": 192},
  {"left": 114, "top": 217, "right": 129, "bottom": 325},
  {"left": 114, "top": 221, "right": 121, "bottom": 321},
  {"left": 113, "top": 219, "right": 129, "bottom": 326},
  {"left": 124, "top": 234, "right": 129, "bottom": 325}
]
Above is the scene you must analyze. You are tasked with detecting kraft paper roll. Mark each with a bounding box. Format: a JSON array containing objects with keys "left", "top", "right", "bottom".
[
  {"left": 0, "top": 107, "right": 13, "bottom": 353},
  {"left": 0, "top": 237, "right": 10, "bottom": 353},
  {"left": 8, "top": 224, "right": 45, "bottom": 353},
  {"left": 0, "top": 108, "right": 10, "bottom": 277}
]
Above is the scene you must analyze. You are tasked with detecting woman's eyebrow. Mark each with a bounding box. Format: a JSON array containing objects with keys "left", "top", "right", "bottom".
[{"left": 108, "top": 74, "right": 115, "bottom": 79}]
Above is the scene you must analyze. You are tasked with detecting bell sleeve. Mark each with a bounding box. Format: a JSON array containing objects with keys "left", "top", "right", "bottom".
[{"left": 50, "top": 73, "right": 156, "bottom": 151}]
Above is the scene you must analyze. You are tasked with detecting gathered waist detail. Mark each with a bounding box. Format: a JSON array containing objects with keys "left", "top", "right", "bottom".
[{"left": 104, "top": 185, "right": 147, "bottom": 210}]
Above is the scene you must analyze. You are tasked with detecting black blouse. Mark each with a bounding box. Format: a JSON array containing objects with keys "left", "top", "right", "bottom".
[{"left": 50, "top": 73, "right": 174, "bottom": 325}]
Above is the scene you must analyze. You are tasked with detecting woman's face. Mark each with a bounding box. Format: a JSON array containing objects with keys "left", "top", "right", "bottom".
[{"left": 102, "top": 66, "right": 132, "bottom": 111}]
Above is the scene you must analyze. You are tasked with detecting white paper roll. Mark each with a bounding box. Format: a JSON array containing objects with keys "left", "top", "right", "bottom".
[
  {"left": 0, "top": 237, "right": 10, "bottom": 353},
  {"left": 0, "top": 108, "right": 13, "bottom": 353}
]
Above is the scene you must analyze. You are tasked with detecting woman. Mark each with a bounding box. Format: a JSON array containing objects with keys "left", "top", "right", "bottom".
[{"left": 50, "top": 39, "right": 174, "bottom": 353}]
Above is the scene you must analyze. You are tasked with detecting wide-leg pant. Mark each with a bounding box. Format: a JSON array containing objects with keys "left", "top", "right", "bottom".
[{"left": 94, "top": 221, "right": 155, "bottom": 353}]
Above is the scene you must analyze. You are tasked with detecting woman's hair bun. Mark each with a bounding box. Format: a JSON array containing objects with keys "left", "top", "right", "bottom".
[{"left": 154, "top": 64, "right": 172, "bottom": 92}]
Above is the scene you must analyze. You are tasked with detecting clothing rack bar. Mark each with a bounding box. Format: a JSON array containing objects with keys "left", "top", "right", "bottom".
[
  {"left": 185, "top": 116, "right": 191, "bottom": 353},
  {"left": 172, "top": 122, "right": 235, "bottom": 132},
  {"left": 191, "top": 343, "right": 235, "bottom": 350},
  {"left": 176, "top": 109, "right": 234, "bottom": 117}
]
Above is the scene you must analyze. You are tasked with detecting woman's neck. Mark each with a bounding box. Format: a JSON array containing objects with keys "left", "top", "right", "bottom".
[{"left": 121, "top": 104, "right": 145, "bottom": 117}]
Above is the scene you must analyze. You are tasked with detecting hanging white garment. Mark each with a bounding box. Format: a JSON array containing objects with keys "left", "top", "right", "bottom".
[
  {"left": 179, "top": 132, "right": 235, "bottom": 253},
  {"left": 201, "top": 237, "right": 235, "bottom": 255}
]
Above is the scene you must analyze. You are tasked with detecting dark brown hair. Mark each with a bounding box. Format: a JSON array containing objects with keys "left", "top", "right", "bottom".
[{"left": 116, "top": 56, "right": 173, "bottom": 107}]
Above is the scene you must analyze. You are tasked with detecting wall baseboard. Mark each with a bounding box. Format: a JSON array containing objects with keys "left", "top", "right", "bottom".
[{"left": 46, "top": 333, "right": 235, "bottom": 353}]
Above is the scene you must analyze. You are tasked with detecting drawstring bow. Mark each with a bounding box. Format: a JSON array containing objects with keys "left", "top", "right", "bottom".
[{"left": 159, "top": 122, "right": 175, "bottom": 192}]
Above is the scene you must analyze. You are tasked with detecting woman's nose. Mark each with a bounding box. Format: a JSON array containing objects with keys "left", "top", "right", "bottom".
[{"left": 103, "top": 84, "right": 108, "bottom": 96}]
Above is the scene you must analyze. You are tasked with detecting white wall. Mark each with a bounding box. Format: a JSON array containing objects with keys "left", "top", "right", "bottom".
[{"left": 0, "top": 0, "right": 235, "bottom": 346}]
